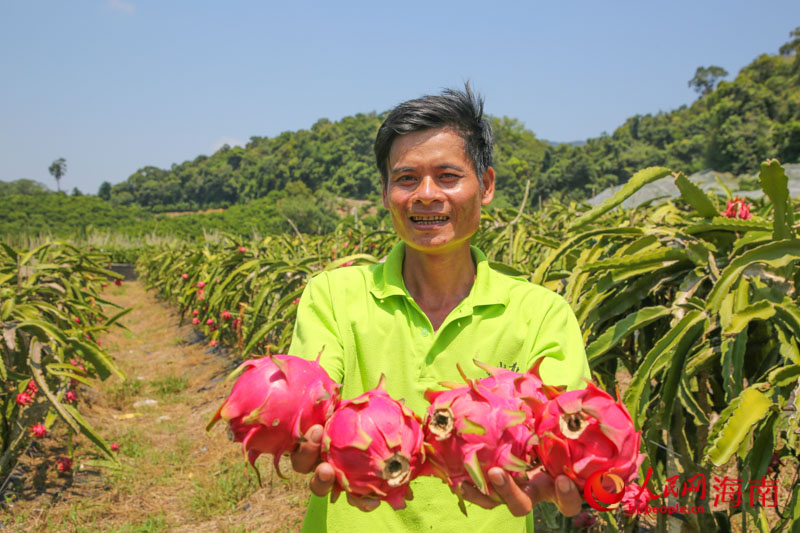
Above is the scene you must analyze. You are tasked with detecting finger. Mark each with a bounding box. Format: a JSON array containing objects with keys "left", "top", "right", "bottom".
[
  {"left": 524, "top": 468, "right": 556, "bottom": 505},
  {"left": 309, "top": 462, "right": 335, "bottom": 497},
  {"left": 553, "top": 475, "right": 582, "bottom": 517},
  {"left": 291, "top": 424, "right": 323, "bottom": 473},
  {"left": 460, "top": 481, "right": 500, "bottom": 510},
  {"left": 347, "top": 492, "right": 381, "bottom": 512},
  {"left": 488, "top": 468, "right": 532, "bottom": 517}
]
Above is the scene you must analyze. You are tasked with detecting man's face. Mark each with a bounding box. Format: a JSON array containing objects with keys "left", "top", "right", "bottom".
[{"left": 382, "top": 127, "right": 494, "bottom": 254}]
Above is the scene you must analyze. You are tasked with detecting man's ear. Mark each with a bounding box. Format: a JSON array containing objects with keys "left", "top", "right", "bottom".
[
  {"left": 480, "top": 167, "right": 495, "bottom": 206},
  {"left": 382, "top": 178, "right": 389, "bottom": 208}
]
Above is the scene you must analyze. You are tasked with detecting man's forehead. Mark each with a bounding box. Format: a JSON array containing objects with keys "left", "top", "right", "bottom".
[{"left": 387, "top": 127, "right": 468, "bottom": 169}]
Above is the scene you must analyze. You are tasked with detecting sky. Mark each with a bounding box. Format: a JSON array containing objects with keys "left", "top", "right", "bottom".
[{"left": 1, "top": 1, "right": 799, "bottom": 195}]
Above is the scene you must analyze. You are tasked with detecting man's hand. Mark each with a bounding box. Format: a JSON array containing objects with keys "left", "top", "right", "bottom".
[
  {"left": 460, "top": 467, "right": 582, "bottom": 517},
  {"left": 290, "top": 424, "right": 381, "bottom": 512}
]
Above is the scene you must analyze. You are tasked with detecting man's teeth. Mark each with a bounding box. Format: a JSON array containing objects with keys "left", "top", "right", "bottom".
[{"left": 411, "top": 216, "right": 448, "bottom": 224}]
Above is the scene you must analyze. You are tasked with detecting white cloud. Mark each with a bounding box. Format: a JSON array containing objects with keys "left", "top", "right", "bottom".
[
  {"left": 108, "top": 0, "right": 135, "bottom": 15},
  {"left": 211, "top": 136, "right": 246, "bottom": 153}
]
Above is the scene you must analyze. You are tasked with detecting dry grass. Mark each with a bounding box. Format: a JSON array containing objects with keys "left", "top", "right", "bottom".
[{"left": 0, "top": 281, "right": 308, "bottom": 532}]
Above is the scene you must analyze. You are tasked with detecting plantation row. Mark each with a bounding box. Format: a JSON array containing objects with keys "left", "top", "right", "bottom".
[
  {"left": 137, "top": 161, "right": 800, "bottom": 532},
  {"left": 0, "top": 243, "right": 128, "bottom": 482}
]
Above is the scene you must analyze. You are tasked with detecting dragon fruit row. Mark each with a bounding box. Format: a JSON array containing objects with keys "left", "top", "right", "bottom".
[{"left": 208, "top": 354, "right": 644, "bottom": 513}]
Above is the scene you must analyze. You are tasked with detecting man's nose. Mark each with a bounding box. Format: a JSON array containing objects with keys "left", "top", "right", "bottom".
[{"left": 415, "top": 175, "right": 443, "bottom": 203}]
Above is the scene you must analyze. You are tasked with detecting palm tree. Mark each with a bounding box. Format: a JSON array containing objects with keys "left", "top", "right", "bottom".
[{"left": 48, "top": 157, "right": 67, "bottom": 192}]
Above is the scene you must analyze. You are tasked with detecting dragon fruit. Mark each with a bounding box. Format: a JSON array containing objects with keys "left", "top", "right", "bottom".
[
  {"left": 16, "top": 392, "right": 33, "bottom": 407},
  {"left": 621, "top": 482, "right": 658, "bottom": 515},
  {"left": 423, "top": 364, "right": 536, "bottom": 511},
  {"left": 207, "top": 353, "right": 340, "bottom": 478},
  {"left": 533, "top": 381, "right": 643, "bottom": 497},
  {"left": 321, "top": 375, "right": 428, "bottom": 510},
  {"left": 472, "top": 358, "right": 551, "bottom": 420}
]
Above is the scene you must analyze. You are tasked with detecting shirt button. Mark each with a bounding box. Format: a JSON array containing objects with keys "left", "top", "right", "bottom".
[{"left": 420, "top": 328, "right": 429, "bottom": 337}]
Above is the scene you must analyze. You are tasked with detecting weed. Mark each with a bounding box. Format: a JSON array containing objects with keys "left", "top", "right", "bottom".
[
  {"left": 190, "top": 460, "right": 260, "bottom": 519},
  {"left": 171, "top": 336, "right": 185, "bottom": 346},
  {"left": 150, "top": 375, "right": 188, "bottom": 398},
  {"left": 107, "top": 378, "right": 144, "bottom": 409},
  {"left": 116, "top": 513, "right": 168, "bottom": 532},
  {"left": 118, "top": 427, "right": 151, "bottom": 460}
]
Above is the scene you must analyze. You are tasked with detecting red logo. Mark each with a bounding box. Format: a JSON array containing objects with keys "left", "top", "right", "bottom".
[{"left": 585, "top": 471, "right": 625, "bottom": 511}]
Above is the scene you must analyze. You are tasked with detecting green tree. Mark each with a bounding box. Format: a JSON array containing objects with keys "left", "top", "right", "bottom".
[
  {"left": 98, "top": 181, "right": 112, "bottom": 201},
  {"left": 48, "top": 157, "right": 67, "bottom": 192},
  {"left": 688, "top": 65, "right": 729, "bottom": 96},
  {"left": 779, "top": 26, "right": 800, "bottom": 56}
]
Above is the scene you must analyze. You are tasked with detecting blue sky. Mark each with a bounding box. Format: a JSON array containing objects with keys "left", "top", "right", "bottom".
[{"left": 1, "top": 1, "right": 799, "bottom": 194}]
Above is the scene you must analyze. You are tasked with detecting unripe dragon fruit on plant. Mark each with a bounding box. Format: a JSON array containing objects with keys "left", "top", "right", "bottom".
[
  {"left": 532, "top": 381, "right": 643, "bottom": 498},
  {"left": 423, "top": 363, "right": 536, "bottom": 512},
  {"left": 207, "top": 353, "right": 340, "bottom": 478},
  {"left": 321, "top": 375, "right": 428, "bottom": 510}
]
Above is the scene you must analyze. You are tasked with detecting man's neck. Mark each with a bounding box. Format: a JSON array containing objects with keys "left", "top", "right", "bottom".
[{"left": 401, "top": 244, "right": 476, "bottom": 328}]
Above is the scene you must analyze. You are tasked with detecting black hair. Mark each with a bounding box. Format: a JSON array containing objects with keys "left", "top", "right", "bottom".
[{"left": 374, "top": 83, "right": 494, "bottom": 185}]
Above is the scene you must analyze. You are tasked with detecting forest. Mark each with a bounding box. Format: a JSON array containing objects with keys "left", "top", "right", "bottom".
[{"left": 2, "top": 28, "right": 799, "bottom": 239}]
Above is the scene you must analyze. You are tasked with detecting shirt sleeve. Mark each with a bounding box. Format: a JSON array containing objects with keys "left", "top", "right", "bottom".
[
  {"left": 527, "top": 293, "right": 591, "bottom": 391},
  {"left": 288, "top": 272, "right": 345, "bottom": 383}
]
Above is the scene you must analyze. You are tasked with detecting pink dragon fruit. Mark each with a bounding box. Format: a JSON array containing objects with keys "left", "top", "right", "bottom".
[
  {"left": 207, "top": 353, "right": 340, "bottom": 478},
  {"left": 16, "top": 392, "right": 33, "bottom": 407},
  {"left": 621, "top": 482, "right": 658, "bottom": 516},
  {"left": 321, "top": 375, "right": 428, "bottom": 510},
  {"left": 533, "top": 382, "right": 643, "bottom": 497},
  {"left": 423, "top": 364, "right": 536, "bottom": 511},
  {"left": 472, "top": 358, "right": 551, "bottom": 420},
  {"left": 56, "top": 457, "right": 73, "bottom": 472}
]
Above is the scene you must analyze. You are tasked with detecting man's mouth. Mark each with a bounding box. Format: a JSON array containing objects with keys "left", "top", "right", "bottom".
[{"left": 409, "top": 215, "right": 449, "bottom": 225}]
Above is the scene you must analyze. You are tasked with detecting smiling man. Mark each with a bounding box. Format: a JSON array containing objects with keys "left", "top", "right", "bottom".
[{"left": 289, "top": 85, "right": 591, "bottom": 532}]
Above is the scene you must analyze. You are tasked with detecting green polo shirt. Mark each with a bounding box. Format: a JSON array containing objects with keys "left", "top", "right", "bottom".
[{"left": 289, "top": 242, "right": 590, "bottom": 533}]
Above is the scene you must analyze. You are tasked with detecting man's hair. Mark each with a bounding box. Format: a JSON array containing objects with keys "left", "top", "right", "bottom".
[{"left": 374, "top": 84, "right": 494, "bottom": 185}]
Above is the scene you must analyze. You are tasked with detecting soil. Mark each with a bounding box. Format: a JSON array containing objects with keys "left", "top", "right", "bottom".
[{"left": 0, "top": 281, "right": 308, "bottom": 532}]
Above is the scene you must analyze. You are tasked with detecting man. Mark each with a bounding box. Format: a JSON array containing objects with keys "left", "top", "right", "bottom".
[{"left": 289, "top": 86, "right": 590, "bottom": 532}]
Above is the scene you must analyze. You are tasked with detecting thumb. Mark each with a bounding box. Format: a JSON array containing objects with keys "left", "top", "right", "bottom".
[{"left": 553, "top": 475, "right": 582, "bottom": 517}]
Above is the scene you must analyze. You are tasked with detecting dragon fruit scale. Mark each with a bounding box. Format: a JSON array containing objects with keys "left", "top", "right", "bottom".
[
  {"left": 207, "top": 353, "right": 340, "bottom": 478},
  {"left": 423, "top": 364, "right": 536, "bottom": 512},
  {"left": 321, "top": 375, "right": 428, "bottom": 510},
  {"left": 533, "top": 381, "right": 643, "bottom": 495}
]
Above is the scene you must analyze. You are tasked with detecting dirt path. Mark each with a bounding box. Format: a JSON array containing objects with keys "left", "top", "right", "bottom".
[{"left": 1, "top": 281, "right": 308, "bottom": 532}]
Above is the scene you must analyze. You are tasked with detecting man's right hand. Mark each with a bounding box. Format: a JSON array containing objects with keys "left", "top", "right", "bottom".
[{"left": 290, "top": 424, "right": 381, "bottom": 512}]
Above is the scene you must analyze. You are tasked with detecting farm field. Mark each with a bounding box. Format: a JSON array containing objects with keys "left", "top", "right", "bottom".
[
  {"left": 0, "top": 281, "right": 307, "bottom": 533},
  {"left": 2, "top": 161, "right": 800, "bottom": 533}
]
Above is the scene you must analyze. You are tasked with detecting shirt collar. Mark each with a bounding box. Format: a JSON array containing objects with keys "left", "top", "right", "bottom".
[{"left": 369, "top": 241, "right": 508, "bottom": 307}]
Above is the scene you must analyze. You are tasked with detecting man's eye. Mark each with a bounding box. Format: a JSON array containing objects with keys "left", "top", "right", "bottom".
[{"left": 397, "top": 175, "right": 415, "bottom": 182}]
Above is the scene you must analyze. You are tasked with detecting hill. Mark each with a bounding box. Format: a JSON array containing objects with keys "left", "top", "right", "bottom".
[
  {"left": 99, "top": 27, "right": 799, "bottom": 212},
  {"left": 103, "top": 114, "right": 547, "bottom": 213}
]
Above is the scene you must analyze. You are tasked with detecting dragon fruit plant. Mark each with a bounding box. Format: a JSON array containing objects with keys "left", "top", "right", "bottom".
[
  {"left": 423, "top": 363, "right": 536, "bottom": 512},
  {"left": 321, "top": 375, "right": 428, "bottom": 510},
  {"left": 207, "top": 353, "right": 341, "bottom": 479},
  {"left": 532, "top": 381, "right": 644, "bottom": 497}
]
